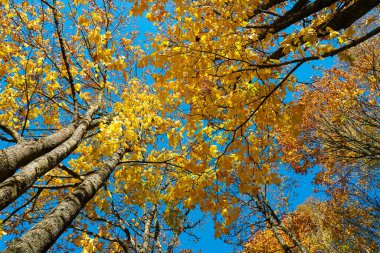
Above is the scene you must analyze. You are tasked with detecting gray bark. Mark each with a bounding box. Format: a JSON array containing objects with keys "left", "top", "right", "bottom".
[
  {"left": 0, "top": 104, "right": 99, "bottom": 211},
  {"left": 2, "top": 147, "right": 126, "bottom": 253},
  {"left": 254, "top": 194, "right": 308, "bottom": 253},
  {"left": 0, "top": 123, "right": 76, "bottom": 183},
  {"left": 141, "top": 205, "right": 157, "bottom": 253}
]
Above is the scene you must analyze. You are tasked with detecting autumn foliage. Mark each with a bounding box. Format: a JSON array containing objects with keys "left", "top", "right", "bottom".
[
  {"left": 245, "top": 35, "right": 380, "bottom": 253},
  {"left": 244, "top": 198, "right": 378, "bottom": 253},
  {"left": 0, "top": 0, "right": 379, "bottom": 252}
]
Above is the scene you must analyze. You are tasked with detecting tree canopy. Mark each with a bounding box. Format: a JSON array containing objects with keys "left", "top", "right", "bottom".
[{"left": 0, "top": 0, "right": 379, "bottom": 252}]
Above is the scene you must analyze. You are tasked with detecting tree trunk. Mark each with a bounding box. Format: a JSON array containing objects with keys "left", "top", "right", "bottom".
[
  {"left": 0, "top": 104, "right": 99, "bottom": 211},
  {"left": 257, "top": 0, "right": 339, "bottom": 40},
  {"left": 269, "top": 0, "right": 380, "bottom": 60},
  {"left": 254, "top": 194, "right": 308, "bottom": 253},
  {"left": 141, "top": 205, "right": 157, "bottom": 253},
  {"left": 271, "top": 225, "right": 292, "bottom": 253},
  {"left": 0, "top": 123, "right": 77, "bottom": 183},
  {"left": 1, "top": 147, "right": 126, "bottom": 253}
]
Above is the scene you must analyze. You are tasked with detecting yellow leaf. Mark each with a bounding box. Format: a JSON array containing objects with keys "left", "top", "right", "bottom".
[{"left": 78, "top": 15, "right": 90, "bottom": 27}]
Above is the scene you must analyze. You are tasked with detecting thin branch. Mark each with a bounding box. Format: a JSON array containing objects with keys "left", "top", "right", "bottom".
[
  {"left": 51, "top": 0, "right": 78, "bottom": 118},
  {"left": 234, "top": 61, "right": 303, "bottom": 131},
  {"left": 0, "top": 124, "right": 23, "bottom": 143},
  {"left": 32, "top": 182, "right": 81, "bottom": 189},
  {"left": 70, "top": 225, "right": 129, "bottom": 252},
  {"left": 3, "top": 183, "right": 48, "bottom": 224},
  {"left": 118, "top": 160, "right": 183, "bottom": 169},
  {"left": 58, "top": 163, "right": 85, "bottom": 181},
  {"left": 0, "top": 135, "right": 16, "bottom": 143}
]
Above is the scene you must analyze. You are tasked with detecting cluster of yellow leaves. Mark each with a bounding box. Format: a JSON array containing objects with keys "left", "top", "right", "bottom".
[
  {"left": 62, "top": 78, "right": 188, "bottom": 245},
  {"left": 140, "top": 0, "right": 377, "bottom": 238},
  {"left": 145, "top": 0, "right": 334, "bottom": 233},
  {"left": 128, "top": 0, "right": 173, "bottom": 20},
  {"left": 0, "top": 0, "right": 145, "bottom": 134},
  {"left": 0, "top": 221, "right": 6, "bottom": 240},
  {"left": 0, "top": 1, "right": 163, "bottom": 250},
  {"left": 72, "top": 233, "right": 108, "bottom": 253}
]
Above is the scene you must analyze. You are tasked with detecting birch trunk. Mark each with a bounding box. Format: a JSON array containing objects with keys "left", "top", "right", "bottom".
[
  {"left": 2, "top": 147, "right": 126, "bottom": 253},
  {"left": 0, "top": 123, "right": 77, "bottom": 183},
  {"left": 0, "top": 104, "right": 99, "bottom": 211}
]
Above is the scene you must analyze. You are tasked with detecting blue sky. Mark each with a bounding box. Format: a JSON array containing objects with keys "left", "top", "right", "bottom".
[{"left": 0, "top": 3, "right": 338, "bottom": 252}]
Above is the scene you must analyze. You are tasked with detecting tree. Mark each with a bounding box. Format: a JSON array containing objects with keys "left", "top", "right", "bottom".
[
  {"left": 243, "top": 198, "right": 379, "bottom": 253},
  {"left": 0, "top": 0, "right": 379, "bottom": 252},
  {"left": 278, "top": 35, "right": 379, "bottom": 217},
  {"left": 245, "top": 32, "right": 380, "bottom": 253},
  {"left": 0, "top": 0, "right": 187, "bottom": 251},
  {"left": 147, "top": 0, "right": 380, "bottom": 245}
]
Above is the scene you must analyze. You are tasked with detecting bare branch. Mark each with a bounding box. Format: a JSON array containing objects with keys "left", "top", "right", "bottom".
[
  {"left": 0, "top": 124, "right": 23, "bottom": 143},
  {"left": 32, "top": 182, "right": 81, "bottom": 189}
]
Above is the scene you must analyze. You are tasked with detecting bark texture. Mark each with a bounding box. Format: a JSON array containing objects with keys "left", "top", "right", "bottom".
[
  {"left": 327, "top": 0, "right": 380, "bottom": 32},
  {"left": 2, "top": 147, "right": 126, "bottom": 253},
  {"left": 257, "top": 0, "right": 339, "bottom": 40},
  {"left": 0, "top": 105, "right": 99, "bottom": 211},
  {"left": 0, "top": 123, "right": 76, "bottom": 183},
  {"left": 269, "top": 0, "right": 380, "bottom": 60}
]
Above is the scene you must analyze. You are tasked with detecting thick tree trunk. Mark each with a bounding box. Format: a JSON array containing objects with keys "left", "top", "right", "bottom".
[
  {"left": 326, "top": 0, "right": 380, "bottom": 32},
  {"left": 0, "top": 123, "right": 76, "bottom": 183},
  {"left": 2, "top": 147, "right": 126, "bottom": 253},
  {"left": 269, "top": 0, "right": 380, "bottom": 60},
  {"left": 141, "top": 205, "right": 157, "bottom": 253},
  {"left": 257, "top": 0, "right": 339, "bottom": 40},
  {"left": 0, "top": 104, "right": 99, "bottom": 211}
]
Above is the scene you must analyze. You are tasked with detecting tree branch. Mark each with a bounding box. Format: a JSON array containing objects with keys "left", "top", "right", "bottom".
[
  {"left": 0, "top": 124, "right": 23, "bottom": 143},
  {"left": 51, "top": 0, "right": 78, "bottom": 118}
]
